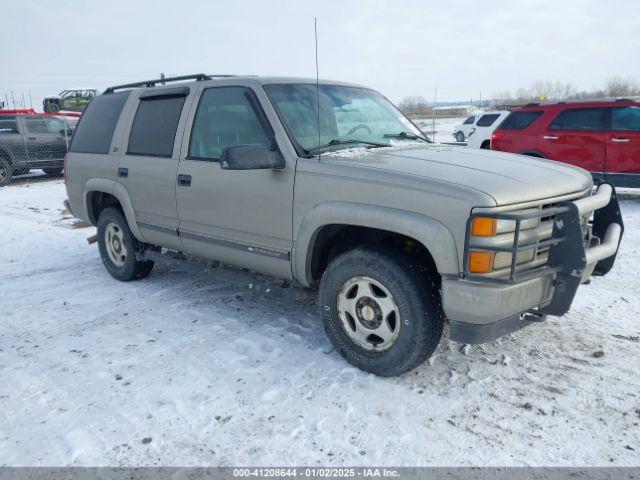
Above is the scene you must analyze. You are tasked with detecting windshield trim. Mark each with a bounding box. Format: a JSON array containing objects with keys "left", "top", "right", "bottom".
[{"left": 262, "top": 82, "right": 425, "bottom": 157}]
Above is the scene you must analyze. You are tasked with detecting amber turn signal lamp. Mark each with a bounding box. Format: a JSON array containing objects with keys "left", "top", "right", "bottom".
[
  {"left": 471, "top": 217, "right": 497, "bottom": 236},
  {"left": 468, "top": 251, "right": 494, "bottom": 274}
]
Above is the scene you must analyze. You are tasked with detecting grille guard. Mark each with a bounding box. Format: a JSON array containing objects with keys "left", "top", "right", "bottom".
[{"left": 463, "top": 183, "right": 624, "bottom": 316}]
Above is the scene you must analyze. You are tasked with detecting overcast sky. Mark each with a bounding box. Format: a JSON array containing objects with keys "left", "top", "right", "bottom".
[{"left": 1, "top": 0, "right": 639, "bottom": 109}]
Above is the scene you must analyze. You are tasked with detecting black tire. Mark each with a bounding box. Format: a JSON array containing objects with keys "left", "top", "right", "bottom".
[
  {"left": 46, "top": 102, "right": 60, "bottom": 113},
  {"left": 97, "top": 207, "right": 154, "bottom": 281},
  {"left": 318, "top": 246, "right": 444, "bottom": 376},
  {"left": 455, "top": 131, "right": 465, "bottom": 142},
  {"left": 0, "top": 157, "right": 13, "bottom": 187},
  {"left": 42, "top": 167, "right": 63, "bottom": 176}
]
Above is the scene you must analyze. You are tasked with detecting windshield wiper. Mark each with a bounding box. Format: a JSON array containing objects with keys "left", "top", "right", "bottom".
[
  {"left": 383, "top": 131, "right": 432, "bottom": 143},
  {"left": 306, "top": 138, "right": 391, "bottom": 154}
]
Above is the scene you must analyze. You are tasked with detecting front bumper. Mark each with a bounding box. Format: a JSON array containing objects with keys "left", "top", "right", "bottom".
[{"left": 444, "top": 182, "right": 624, "bottom": 343}]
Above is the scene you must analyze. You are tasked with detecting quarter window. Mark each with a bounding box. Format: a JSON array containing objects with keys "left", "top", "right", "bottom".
[
  {"left": 610, "top": 106, "right": 640, "bottom": 132},
  {"left": 188, "top": 87, "right": 273, "bottom": 161},
  {"left": 127, "top": 95, "right": 186, "bottom": 157},
  {"left": 476, "top": 114, "right": 501, "bottom": 127},
  {"left": 70, "top": 92, "right": 129, "bottom": 154},
  {"left": 463, "top": 116, "right": 475, "bottom": 125},
  {"left": 549, "top": 108, "right": 606, "bottom": 131}
]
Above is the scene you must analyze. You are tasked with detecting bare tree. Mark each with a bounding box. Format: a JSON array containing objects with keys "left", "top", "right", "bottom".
[
  {"left": 603, "top": 77, "right": 640, "bottom": 97},
  {"left": 397, "top": 96, "right": 430, "bottom": 116}
]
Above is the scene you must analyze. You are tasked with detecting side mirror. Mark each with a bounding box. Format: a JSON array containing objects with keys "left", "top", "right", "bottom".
[{"left": 220, "top": 144, "right": 284, "bottom": 170}]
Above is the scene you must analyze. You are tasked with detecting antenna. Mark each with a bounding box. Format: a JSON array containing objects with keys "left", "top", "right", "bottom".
[{"left": 314, "top": 17, "right": 321, "bottom": 149}]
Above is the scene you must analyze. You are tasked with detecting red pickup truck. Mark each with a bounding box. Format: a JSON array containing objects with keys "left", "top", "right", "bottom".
[{"left": 491, "top": 99, "right": 640, "bottom": 187}]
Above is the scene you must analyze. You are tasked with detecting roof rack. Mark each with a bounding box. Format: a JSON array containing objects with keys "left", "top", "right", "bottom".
[{"left": 104, "top": 73, "right": 235, "bottom": 94}]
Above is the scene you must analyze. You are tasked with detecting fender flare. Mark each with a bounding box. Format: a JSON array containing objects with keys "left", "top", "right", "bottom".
[
  {"left": 292, "top": 202, "right": 459, "bottom": 286},
  {"left": 519, "top": 150, "right": 547, "bottom": 158},
  {"left": 83, "top": 178, "right": 145, "bottom": 241}
]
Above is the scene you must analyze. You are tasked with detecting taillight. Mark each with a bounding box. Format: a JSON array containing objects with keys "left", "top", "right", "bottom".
[
  {"left": 63, "top": 154, "right": 68, "bottom": 184},
  {"left": 491, "top": 132, "right": 505, "bottom": 141}
]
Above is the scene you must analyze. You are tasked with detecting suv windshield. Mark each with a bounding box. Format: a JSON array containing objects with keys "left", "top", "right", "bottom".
[{"left": 264, "top": 83, "right": 424, "bottom": 153}]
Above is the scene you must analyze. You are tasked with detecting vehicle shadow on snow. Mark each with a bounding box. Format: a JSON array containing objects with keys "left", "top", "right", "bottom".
[{"left": 140, "top": 254, "right": 480, "bottom": 380}]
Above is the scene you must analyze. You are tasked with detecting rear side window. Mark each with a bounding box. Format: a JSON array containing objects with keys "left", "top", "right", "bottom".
[
  {"left": 476, "top": 114, "right": 501, "bottom": 127},
  {"left": 24, "top": 116, "right": 68, "bottom": 134},
  {"left": 611, "top": 106, "right": 640, "bottom": 131},
  {"left": 127, "top": 94, "right": 187, "bottom": 157},
  {"left": 498, "top": 111, "right": 543, "bottom": 130},
  {"left": 463, "top": 116, "right": 475, "bottom": 125},
  {"left": 549, "top": 108, "right": 606, "bottom": 131},
  {"left": 24, "top": 117, "right": 50, "bottom": 133},
  {"left": 70, "top": 92, "right": 129, "bottom": 154}
]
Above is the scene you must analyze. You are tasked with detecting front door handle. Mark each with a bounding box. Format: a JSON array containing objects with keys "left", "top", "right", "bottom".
[
  {"left": 543, "top": 135, "right": 559, "bottom": 140},
  {"left": 611, "top": 138, "right": 630, "bottom": 143},
  {"left": 118, "top": 167, "right": 128, "bottom": 178},
  {"left": 27, "top": 136, "right": 36, "bottom": 141},
  {"left": 177, "top": 174, "right": 192, "bottom": 187}
]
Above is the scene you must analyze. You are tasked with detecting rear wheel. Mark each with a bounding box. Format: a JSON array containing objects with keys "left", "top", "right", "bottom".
[
  {"left": 318, "top": 246, "right": 444, "bottom": 376},
  {"left": 0, "top": 157, "right": 12, "bottom": 187},
  {"left": 455, "top": 131, "right": 465, "bottom": 142},
  {"left": 97, "top": 207, "right": 154, "bottom": 281}
]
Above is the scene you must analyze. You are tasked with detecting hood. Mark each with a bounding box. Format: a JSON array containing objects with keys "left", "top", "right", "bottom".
[{"left": 321, "top": 145, "right": 593, "bottom": 206}]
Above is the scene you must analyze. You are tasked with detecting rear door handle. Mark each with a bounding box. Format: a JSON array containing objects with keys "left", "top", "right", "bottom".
[
  {"left": 27, "top": 136, "right": 36, "bottom": 141},
  {"left": 543, "top": 135, "right": 559, "bottom": 140},
  {"left": 117, "top": 167, "right": 128, "bottom": 178},
  {"left": 611, "top": 138, "right": 630, "bottom": 143},
  {"left": 177, "top": 174, "right": 192, "bottom": 187}
]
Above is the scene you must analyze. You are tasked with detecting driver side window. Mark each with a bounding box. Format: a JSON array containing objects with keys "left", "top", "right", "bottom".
[{"left": 188, "top": 87, "right": 273, "bottom": 161}]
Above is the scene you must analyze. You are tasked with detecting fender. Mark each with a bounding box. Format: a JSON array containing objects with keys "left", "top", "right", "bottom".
[
  {"left": 83, "top": 178, "right": 145, "bottom": 241},
  {"left": 293, "top": 202, "right": 459, "bottom": 286}
]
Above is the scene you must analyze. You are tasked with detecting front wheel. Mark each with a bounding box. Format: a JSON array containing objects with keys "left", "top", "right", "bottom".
[
  {"left": 318, "top": 246, "right": 444, "bottom": 376},
  {"left": 97, "top": 207, "right": 154, "bottom": 281},
  {"left": 0, "top": 158, "right": 13, "bottom": 187}
]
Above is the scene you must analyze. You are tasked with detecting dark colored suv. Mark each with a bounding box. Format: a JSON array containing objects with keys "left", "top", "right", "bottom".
[
  {"left": 491, "top": 100, "right": 640, "bottom": 187},
  {"left": 0, "top": 114, "right": 71, "bottom": 185}
]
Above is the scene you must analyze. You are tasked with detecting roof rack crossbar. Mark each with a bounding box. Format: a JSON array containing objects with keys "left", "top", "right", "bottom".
[{"left": 104, "top": 73, "right": 220, "bottom": 94}]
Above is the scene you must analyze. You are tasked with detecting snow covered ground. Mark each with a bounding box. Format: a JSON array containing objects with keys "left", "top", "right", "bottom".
[
  {"left": 1, "top": 180, "right": 639, "bottom": 467},
  {"left": 413, "top": 116, "right": 466, "bottom": 143}
]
